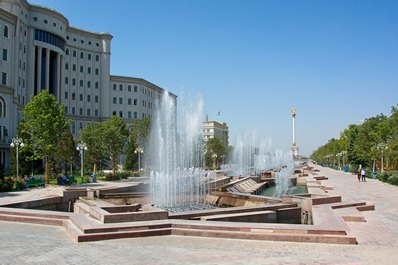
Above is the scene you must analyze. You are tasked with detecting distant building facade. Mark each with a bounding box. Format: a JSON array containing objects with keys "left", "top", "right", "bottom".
[
  {"left": 0, "top": 0, "right": 176, "bottom": 173},
  {"left": 203, "top": 121, "right": 229, "bottom": 146}
]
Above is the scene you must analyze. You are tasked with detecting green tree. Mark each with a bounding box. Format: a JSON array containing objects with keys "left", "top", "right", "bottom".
[
  {"left": 18, "top": 90, "right": 70, "bottom": 183},
  {"left": 205, "top": 138, "right": 227, "bottom": 169},
  {"left": 124, "top": 117, "right": 151, "bottom": 171},
  {"left": 102, "top": 116, "right": 129, "bottom": 175},
  {"left": 80, "top": 122, "right": 106, "bottom": 174}
]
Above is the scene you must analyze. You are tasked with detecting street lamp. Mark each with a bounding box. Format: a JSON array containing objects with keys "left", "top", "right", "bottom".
[
  {"left": 76, "top": 142, "right": 87, "bottom": 180},
  {"left": 377, "top": 143, "right": 388, "bottom": 173},
  {"left": 134, "top": 147, "right": 144, "bottom": 172},
  {"left": 10, "top": 137, "right": 24, "bottom": 188}
]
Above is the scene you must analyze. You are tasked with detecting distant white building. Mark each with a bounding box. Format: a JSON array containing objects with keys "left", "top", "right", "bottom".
[
  {"left": 0, "top": 0, "right": 176, "bottom": 173},
  {"left": 202, "top": 121, "right": 229, "bottom": 147}
]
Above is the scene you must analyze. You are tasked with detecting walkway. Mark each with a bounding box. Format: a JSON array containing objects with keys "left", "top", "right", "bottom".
[{"left": 0, "top": 165, "right": 398, "bottom": 264}]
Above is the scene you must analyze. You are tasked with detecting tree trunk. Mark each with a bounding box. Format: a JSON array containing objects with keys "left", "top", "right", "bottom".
[
  {"left": 93, "top": 163, "right": 97, "bottom": 175},
  {"left": 112, "top": 156, "right": 115, "bottom": 176},
  {"left": 45, "top": 158, "right": 49, "bottom": 183}
]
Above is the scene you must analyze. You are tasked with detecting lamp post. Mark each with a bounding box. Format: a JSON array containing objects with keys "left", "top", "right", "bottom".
[
  {"left": 377, "top": 143, "right": 388, "bottom": 173},
  {"left": 76, "top": 142, "right": 87, "bottom": 180},
  {"left": 10, "top": 137, "right": 24, "bottom": 188},
  {"left": 134, "top": 147, "right": 144, "bottom": 172}
]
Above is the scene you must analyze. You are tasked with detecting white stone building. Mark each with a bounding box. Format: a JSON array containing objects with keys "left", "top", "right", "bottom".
[
  {"left": 0, "top": 0, "right": 176, "bottom": 173},
  {"left": 202, "top": 121, "right": 229, "bottom": 147}
]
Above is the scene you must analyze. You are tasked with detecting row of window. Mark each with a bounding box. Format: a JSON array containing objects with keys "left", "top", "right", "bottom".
[
  {"left": 65, "top": 92, "right": 99, "bottom": 103},
  {"left": 65, "top": 63, "right": 99, "bottom": 75},
  {"left": 112, "top": 110, "right": 139, "bottom": 119},
  {"left": 65, "top": 48, "right": 100, "bottom": 61},
  {"left": 112, "top": 97, "right": 138, "bottom": 105},
  {"left": 65, "top": 78, "right": 99, "bottom": 89},
  {"left": 65, "top": 106, "right": 98, "bottom": 117},
  {"left": 32, "top": 16, "right": 63, "bottom": 31},
  {"left": 112, "top": 83, "right": 138, "bottom": 92},
  {"left": 34, "top": 29, "right": 65, "bottom": 51},
  {"left": 31, "top": 17, "right": 101, "bottom": 47}
]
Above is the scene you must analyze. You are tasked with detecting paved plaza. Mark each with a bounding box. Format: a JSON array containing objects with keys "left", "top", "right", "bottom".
[{"left": 1, "top": 165, "right": 398, "bottom": 265}]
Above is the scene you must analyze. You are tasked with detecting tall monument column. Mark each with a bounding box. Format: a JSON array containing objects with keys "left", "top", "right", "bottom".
[{"left": 290, "top": 108, "right": 299, "bottom": 158}]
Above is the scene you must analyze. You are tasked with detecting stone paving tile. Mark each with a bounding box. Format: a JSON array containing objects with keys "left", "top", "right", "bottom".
[{"left": 1, "top": 165, "right": 398, "bottom": 264}]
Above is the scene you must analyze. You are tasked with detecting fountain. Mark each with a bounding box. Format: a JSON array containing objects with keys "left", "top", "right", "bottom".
[{"left": 147, "top": 91, "right": 211, "bottom": 211}]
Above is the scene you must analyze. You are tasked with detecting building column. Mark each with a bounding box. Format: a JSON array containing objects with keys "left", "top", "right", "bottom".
[
  {"left": 36, "top": 46, "right": 42, "bottom": 93},
  {"left": 45, "top": 48, "right": 50, "bottom": 90},
  {"left": 56, "top": 53, "right": 61, "bottom": 102}
]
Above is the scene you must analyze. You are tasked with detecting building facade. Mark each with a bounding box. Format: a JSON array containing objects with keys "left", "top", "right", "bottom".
[
  {"left": 202, "top": 121, "right": 229, "bottom": 147},
  {"left": 0, "top": 0, "right": 175, "bottom": 173}
]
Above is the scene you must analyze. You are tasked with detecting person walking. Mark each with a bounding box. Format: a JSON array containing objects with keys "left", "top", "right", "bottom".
[
  {"left": 361, "top": 168, "right": 366, "bottom": 182},
  {"left": 357, "top": 165, "right": 361, "bottom": 182}
]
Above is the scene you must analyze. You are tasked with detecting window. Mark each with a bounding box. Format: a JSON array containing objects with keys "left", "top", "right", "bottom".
[
  {"left": 95, "top": 95, "right": 98, "bottom": 103},
  {"left": 113, "top": 97, "right": 117, "bottom": 104},
  {"left": 128, "top": 98, "right": 132, "bottom": 105},
  {"left": 95, "top": 54, "right": 99, "bottom": 61},
  {"left": 113, "top": 84, "right": 116, "bottom": 91},
  {"left": 65, "top": 91, "right": 68, "bottom": 99},
  {"left": 95, "top": 109, "right": 98, "bottom": 116},
  {"left": 72, "top": 93, "right": 76, "bottom": 100},
  {"left": 79, "top": 80, "right": 83, "bottom": 87},
  {"left": 80, "top": 52, "right": 84, "bottom": 59},
  {"left": 119, "top": 97, "right": 123, "bottom": 104},
  {"left": 73, "top": 50, "right": 76, "bottom": 57},
  {"left": 79, "top": 108, "right": 83, "bottom": 115},
  {"left": 87, "top": 67, "right": 91, "bottom": 74},
  {"left": 79, "top": 94, "right": 83, "bottom": 101},
  {"left": 72, "top": 78, "right": 76, "bottom": 86},
  {"left": 72, "top": 107, "right": 75, "bottom": 114},
  {"left": 134, "top": 112, "right": 137, "bottom": 119},
  {"left": 44, "top": 19, "right": 48, "bottom": 24},
  {"left": 87, "top": 109, "right": 90, "bottom": 116},
  {"left": 95, "top": 82, "right": 99, "bottom": 89},
  {"left": 128, "top": 111, "right": 132, "bottom": 119},
  {"left": 87, "top": 95, "right": 91, "bottom": 102},
  {"left": 0, "top": 96, "right": 6, "bottom": 117},
  {"left": 72, "top": 64, "right": 76, "bottom": 71},
  {"left": 65, "top": 63, "right": 69, "bottom": 70},
  {"left": 87, "top": 81, "right": 91, "bottom": 88},
  {"left": 71, "top": 122, "right": 76, "bottom": 134},
  {"left": 66, "top": 48, "right": 69, "bottom": 55},
  {"left": 95, "top": 68, "right": 99, "bottom": 75},
  {"left": 134, "top": 85, "right": 138, "bottom": 92},
  {"left": 88, "top": 53, "right": 91, "bottom": 60},
  {"left": 3, "top": 25, "right": 8, "bottom": 38},
  {"left": 1, "top": 72, "right": 6, "bottom": 85},
  {"left": 2, "top": 49, "right": 7, "bottom": 61},
  {"left": 119, "top": 84, "right": 123, "bottom": 91},
  {"left": 64, "top": 106, "right": 68, "bottom": 114},
  {"left": 80, "top": 66, "right": 83, "bottom": 73},
  {"left": 79, "top": 122, "right": 83, "bottom": 130},
  {"left": 112, "top": 111, "right": 117, "bottom": 116},
  {"left": 134, "top": 99, "right": 137, "bottom": 105},
  {"left": 119, "top": 111, "right": 123, "bottom": 118}
]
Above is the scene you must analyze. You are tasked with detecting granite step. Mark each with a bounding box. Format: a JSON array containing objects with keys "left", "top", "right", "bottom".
[{"left": 171, "top": 227, "right": 357, "bottom": 245}]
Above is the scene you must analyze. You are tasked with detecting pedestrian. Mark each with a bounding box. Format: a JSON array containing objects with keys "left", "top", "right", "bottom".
[
  {"left": 357, "top": 165, "right": 361, "bottom": 182},
  {"left": 361, "top": 168, "right": 366, "bottom": 182}
]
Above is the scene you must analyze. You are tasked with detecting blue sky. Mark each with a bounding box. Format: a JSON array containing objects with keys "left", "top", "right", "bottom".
[{"left": 31, "top": 0, "right": 398, "bottom": 155}]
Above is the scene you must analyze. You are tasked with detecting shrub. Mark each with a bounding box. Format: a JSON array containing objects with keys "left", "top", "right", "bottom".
[{"left": 0, "top": 177, "right": 15, "bottom": 192}]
